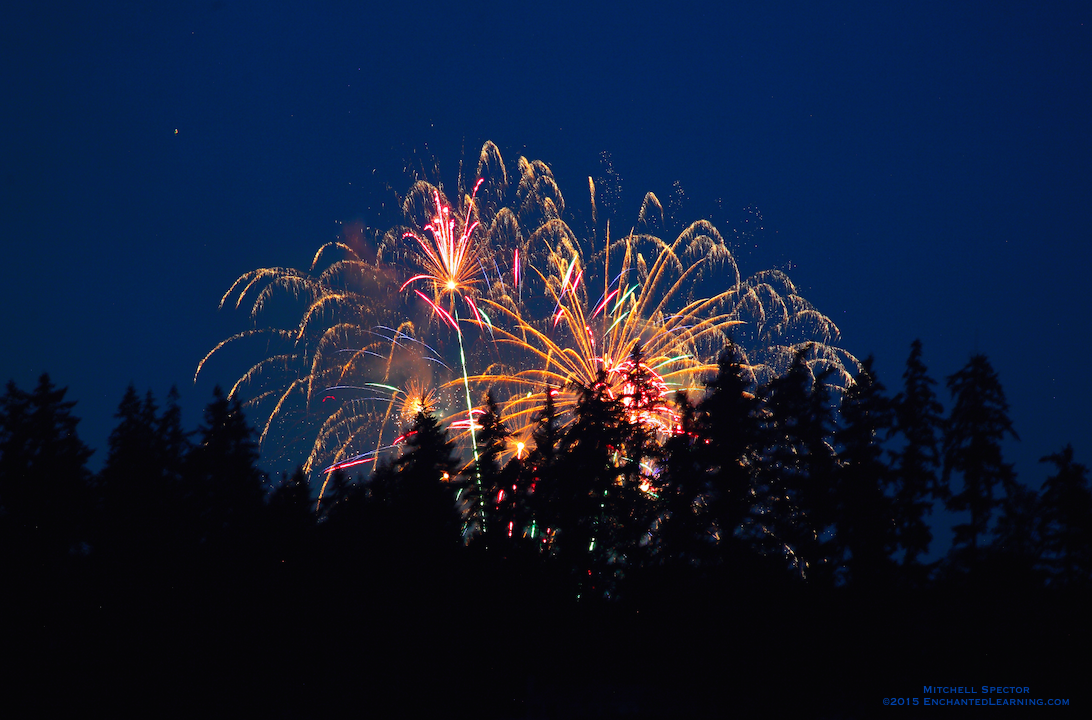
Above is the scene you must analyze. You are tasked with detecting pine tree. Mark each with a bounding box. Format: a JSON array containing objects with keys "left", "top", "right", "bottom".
[
  {"left": 370, "top": 410, "right": 463, "bottom": 552},
  {"left": 265, "top": 467, "right": 316, "bottom": 564},
  {"left": 756, "top": 347, "right": 837, "bottom": 581},
  {"left": 97, "top": 386, "right": 164, "bottom": 560},
  {"left": 0, "top": 375, "right": 93, "bottom": 562},
  {"left": 267, "top": 467, "right": 313, "bottom": 523},
  {"left": 616, "top": 341, "right": 666, "bottom": 460},
  {"left": 524, "top": 384, "right": 562, "bottom": 547},
  {"left": 990, "top": 480, "right": 1041, "bottom": 581},
  {"left": 617, "top": 343, "right": 671, "bottom": 434},
  {"left": 530, "top": 384, "right": 561, "bottom": 470},
  {"left": 315, "top": 469, "right": 371, "bottom": 566},
  {"left": 942, "top": 354, "right": 1018, "bottom": 563},
  {"left": 185, "top": 386, "right": 266, "bottom": 549},
  {"left": 158, "top": 385, "right": 190, "bottom": 488},
  {"left": 890, "top": 339, "right": 944, "bottom": 570},
  {"left": 464, "top": 392, "right": 527, "bottom": 548},
  {"left": 101, "top": 386, "right": 156, "bottom": 480},
  {"left": 831, "top": 356, "right": 897, "bottom": 586},
  {"left": 477, "top": 394, "right": 509, "bottom": 527},
  {"left": 653, "top": 391, "right": 709, "bottom": 567},
  {"left": 696, "top": 343, "right": 762, "bottom": 564},
  {"left": 549, "top": 371, "right": 645, "bottom": 598},
  {"left": 1037, "top": 445, "right": 1092, "bottom": 587}
]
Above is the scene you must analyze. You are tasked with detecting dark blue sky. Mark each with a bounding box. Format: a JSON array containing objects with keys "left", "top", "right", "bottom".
[{"left": 3, "top": 0, "right": 1089, "bottom": 517}]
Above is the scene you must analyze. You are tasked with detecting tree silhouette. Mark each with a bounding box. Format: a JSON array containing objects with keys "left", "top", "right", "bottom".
[
  {"left": 530, "top": 384, "right": 562, "bottom": 469},
  {"left": 369, "top": 410, "right": 463, "bottom": 553},
  {"left": 942, "top": 354, "right": 1018, "bottom": 564},
  {"left": 832, "top": 356, "right": 897, "bottom": 586},
  {"left": 616, "top": 343, "right": 671, "bottom": 434},
  {"left": 547, "top": 371, "right": 648, "bottom": 598},
  {"left": 696, "top": 343, "right": 763, "bottom": 566},
  {"left": 889, "top": 339, "right": 944, "bottom": 572},
  {"left": 653, "top": 392, "right": 709, "bottom": 568},
  {"left": 158, "top": 386, "right": 190, "bottom": 486},
  {"left": 7, "top": 354, "right": 1092, "bottom": 717},
  {"left": 185, "top": 386, "right": 266, "bottom": 550},
  {"left": 265, "top": 466, "right": 316, "bottom": 561},
  {"left": 0, "top": 374, "right": 93, "bottom": 564},
  {"left": 615, "top": 342, "right": 666, "bottom": 465},
  {"left": 990, "top": 479, "right": 1041, "bottom": 582},
  {"left": 463, "top": 392, "right": 513, "bottom": 544},
  {"left": 1037, "top": 445, "right": 1092, "bottom": 587},
  {"left": 478, "top": 394, "right": 533, "bottom": 554},
  {"left": 523, "top": 383, "right": 562, "bottom": 548},
  {"left": 756, "top": 347, "right": 837, "bottom": 581},
  {"left": 96, "top": 386, "right": 176, "bottom": 562}
]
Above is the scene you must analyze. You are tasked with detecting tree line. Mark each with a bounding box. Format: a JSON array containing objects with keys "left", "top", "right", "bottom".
[
  {"left": 2, "top": 339, "right": 1090, "bottom": 716},
  {"left": 322, "top": 339, "right": 1091, "bottom": 597}
]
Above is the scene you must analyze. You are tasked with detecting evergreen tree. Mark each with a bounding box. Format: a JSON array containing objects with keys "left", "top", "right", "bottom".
[
  {"left": 529, "top": 384, "right": 562, "bottom": 470},
  {"left": 617, "top": 343, "right": 671, "bottom": 433},
  {"left": 158, "top": 385, "right": 191, "bottom": 488},
  {"left": 990, "top": 480, "right": 1041, "bottom": 582},
  {"left": 549, "top": 371, "right": 645, "bottom": 598},
  {"left": 653, "top": 391, "right": 714, "bottom": 569},
  {"left": 524, "top": 384, "right": 562, "bottom": 547},
  {"left": 696, "top": 343, "right": 763, "bottom": 564},
  {"left": 464, "top": 392, "right": 511, "bottom": 542},
  {"left": 478, "top": 393, "right": 533, "bottom": 552},
  {"left": 185, "top": 386, "right": 266, "bottom": 549},
  {"left": 889, "top": 339, "right": 944, "bottom": 570},
  {"left": 267, "top": 467, "right": 313, "bottom": 523},
  {"left": 756, "top": 347, "right": 837, "bottom": 582},
  {"left": 370, "top": 410, "right": 463, "bottom": 552},
  {"left": 831, "top": 356, "right": 897, "bottom": 586},
  {"left": 316, "top": 468, "right": 352, "bottom": 520},
  {"left": 101, "top": 386, "right": 157, "bottom": 481},
  {"left": 615, "top": 343, "right": 666, "bottom": 495},
  {"left": 1037, "top": 445, "right": 1092, "bottom": 587},
  {"left": 315, "top": 469, "right": 370, "bottom": 564},
  {"left": 0, "top": 375, "right": 93, "bottom": 561},
  {"left": 265, "top": 467, "right": 316, "bottom": 564},
  {"left": 942, "top": 354, "right": 1018, "bottom": 562},
  {"left": 96, "top": 386, "right": 165, "bottom": 560},
  {"left": 0, "top": 381, "right": 31, "bottom": 494}
]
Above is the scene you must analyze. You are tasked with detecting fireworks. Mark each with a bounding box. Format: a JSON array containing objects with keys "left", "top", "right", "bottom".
[
  {"left": 197, "top": 141, "right": 857, "bottom": 487},
  {"left": 468, "top": 184, "right": 855, "bottom": 445},
  {"left": 400, "top": 179, "right": 485, "bottom": 302}
]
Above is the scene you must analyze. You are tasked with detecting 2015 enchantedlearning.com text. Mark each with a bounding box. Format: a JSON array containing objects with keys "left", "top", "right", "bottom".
[{"left": 881, "top": 687, "right": 1071, "bottom": 706}]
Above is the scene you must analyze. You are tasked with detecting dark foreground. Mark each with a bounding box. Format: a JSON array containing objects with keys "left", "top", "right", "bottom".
[{"left": 9, "top": 550, "right": 1088, "bottom": 719}]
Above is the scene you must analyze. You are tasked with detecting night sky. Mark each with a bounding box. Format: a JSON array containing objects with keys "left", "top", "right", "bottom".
[{"left": 3, "top": 0, "right": 1089, "bottom": 539}]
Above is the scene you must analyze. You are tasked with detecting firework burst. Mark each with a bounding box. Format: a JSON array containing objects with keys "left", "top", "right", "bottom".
[
  {"left": 399, "top": 178, "right": 485, "bottom": 302},
  {"left": 198, "top": 141, "right": 857, "bottom": 487},
  {"left": 468, "top": 186, "right": 856, "bottom": 446}
]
